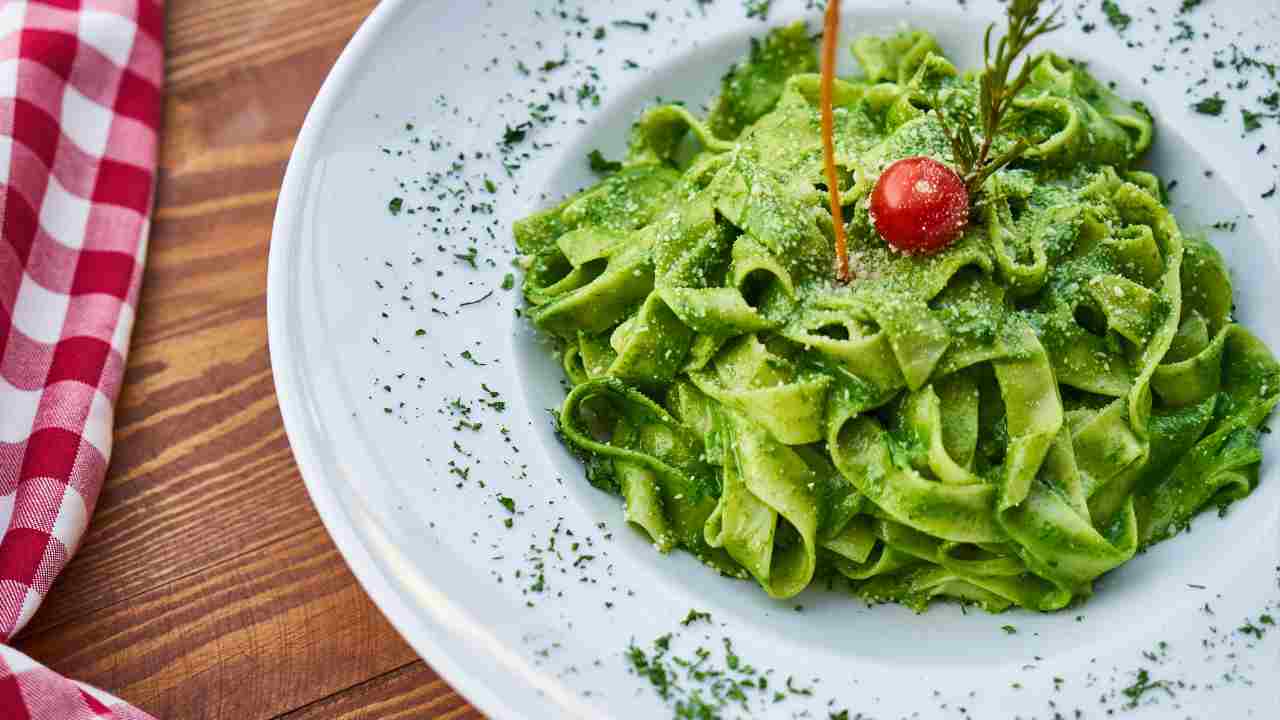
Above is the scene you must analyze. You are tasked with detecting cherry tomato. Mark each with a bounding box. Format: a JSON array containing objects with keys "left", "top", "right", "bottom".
[{"left": 869, "top": 156, "right": 970, "bottom": 254}]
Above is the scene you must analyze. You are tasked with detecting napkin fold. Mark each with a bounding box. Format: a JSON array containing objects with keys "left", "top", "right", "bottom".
[{"left": 0, "top": 1, "right": 162, "bottom": 717}]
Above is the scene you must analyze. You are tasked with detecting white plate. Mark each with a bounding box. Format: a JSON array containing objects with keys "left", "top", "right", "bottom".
[{"left": 268, "top": 1, "right": 1280, "bottom": 717}]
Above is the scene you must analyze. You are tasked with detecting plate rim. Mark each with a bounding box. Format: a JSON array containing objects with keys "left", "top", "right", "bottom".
[{"left": 266, "top": 2, "right": 546, "bottom": 719}]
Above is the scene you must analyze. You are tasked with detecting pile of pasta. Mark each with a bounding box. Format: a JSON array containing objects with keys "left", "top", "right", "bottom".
[{"left": 514, "top": 26, "right": 1280, "bottom": 611}]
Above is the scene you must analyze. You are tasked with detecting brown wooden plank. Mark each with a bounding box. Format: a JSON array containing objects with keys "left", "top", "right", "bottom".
[
  {"left": 15, "top": 528, "right": 418, "bottom": 720},
  {"left": 167, "top": 0, "right": 380, "bottom": 93},
  {"left": 19, "top": 3, "right": 359, "bottom": 640},
  {"left": 278, "top": 663, "right": 485, "bottom": 720}
]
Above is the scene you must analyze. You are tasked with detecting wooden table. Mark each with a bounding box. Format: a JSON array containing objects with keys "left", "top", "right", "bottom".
[{"left": 11, "top": 2, "right": 483, "bottom": 718}]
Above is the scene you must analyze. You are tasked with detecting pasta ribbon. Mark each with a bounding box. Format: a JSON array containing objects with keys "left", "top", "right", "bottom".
[{"left": 522, "top": 26, "right": 1279, "bottom": 609}]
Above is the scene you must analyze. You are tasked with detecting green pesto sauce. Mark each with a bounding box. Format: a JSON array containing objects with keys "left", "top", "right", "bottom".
[{"left": 515, "top": 24, "right": 1280, "bottom": 613}]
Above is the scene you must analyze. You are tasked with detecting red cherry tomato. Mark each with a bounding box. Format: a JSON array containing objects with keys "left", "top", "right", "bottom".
[{"left": 869, "top": 156, "right": 970, "bottom": 254}]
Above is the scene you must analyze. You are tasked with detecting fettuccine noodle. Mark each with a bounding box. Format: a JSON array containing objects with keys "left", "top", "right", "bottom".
[{"left": 513, "top": 26, "right": 1280, "bottom": 611}]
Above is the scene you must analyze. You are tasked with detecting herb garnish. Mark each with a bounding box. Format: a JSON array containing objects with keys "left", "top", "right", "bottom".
[
  {"left": 540, "top": 54, "right": 568, "bottom": 73},
  {"left": 1120, "top": 668, "right": 1173, "bottom": 708},
  {"left": 624, "top": 621, "right": 851, "bottom": 717},
  {"left": 588, "top": 149, "right": 623, "bottom": 174},
  {"left": 1101, "top": 0, "right": 1131, "bottom": 32},
  {"left": 502, "top": 123, "right": 530, "bottom": 145},
  {"left": 576, "top": 83, "right": 601, "bottom": 107},
  {"left": 454, "top": 246, "right": 479, "bottom": 268},
  {"left": 388, "top": 197, "right": 404, "bottom": 216},
  {"left": 680, "top": 609, "right": 712, "bottom": 626},
  {"left": 612, "top": 19, "right": 650, "bottom": 32},
  {"left": 1239, "top": 614, "right": 1274, "bottom": 638},
  {"left": 785, "top": 675, "right": 813, "bottom": 696},
  {"left": 459, "top": 290, "right": 494, "bottom": 308},
  {"left": 935, "top": 0, "right": 1063, "bottom": 195},
  {"left": 1192, "top": 94, "right": 1225, "bottom": 116},
  {"left": 745, "top": 0, "right": 773, "bottom": 21}
]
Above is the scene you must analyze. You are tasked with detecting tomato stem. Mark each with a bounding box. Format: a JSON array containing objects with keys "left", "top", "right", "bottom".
[{"left": 821, "top": 0, "right": 851, "bottom": 283}]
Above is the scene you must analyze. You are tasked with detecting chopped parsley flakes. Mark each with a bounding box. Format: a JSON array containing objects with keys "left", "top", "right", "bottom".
[
  {"left": 588, "top": 149, "right": 623, "bottom": 174},
  {"left": 1192, "top": 94, "right": 1225, "bottom": 116},
  {"left": 502, "top": 123, "right": 530, "bottom": 145},
  {"left": 744, "top": 0, "right": 773, "bottom": 21},
  {"left": 1120, "top": 669, "right": 1173, "bottom": 708},
  {"left": 1101, "top": 0, "right": 1131, "bottom": 32},
  {"left": 680, "top": 609, "right": 712, "bottom": 626},
  {"left": 612, "top": 19, "right": 650, "bottom": 32},
  {"left": 1243, "top": 109, "right": 1263, "bottom": 132},
  {"left": 454, "top": 247, "right": 479, "bottom": 268}
]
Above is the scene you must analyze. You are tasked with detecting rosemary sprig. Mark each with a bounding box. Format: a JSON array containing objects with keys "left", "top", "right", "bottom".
[{"left": 937, "top": 0, "right": 1063, "bottom": 194}]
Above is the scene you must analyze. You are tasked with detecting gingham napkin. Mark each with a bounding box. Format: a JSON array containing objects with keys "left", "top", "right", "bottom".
[{"left": 0, "top": 1, "right": 162, "bottom": 717}]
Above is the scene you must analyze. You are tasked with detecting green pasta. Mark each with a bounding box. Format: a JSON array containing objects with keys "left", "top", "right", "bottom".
[{"left": 518, "top": 25, "right": 1280, "bottom": 611}]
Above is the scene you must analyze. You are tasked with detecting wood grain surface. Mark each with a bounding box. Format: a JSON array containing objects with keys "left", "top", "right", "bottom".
[{"left": 11, "top": 2, "right": 484, "bottom": 718}]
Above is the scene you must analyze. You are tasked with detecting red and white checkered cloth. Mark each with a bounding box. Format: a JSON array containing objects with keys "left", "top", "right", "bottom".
[{"left": 0, "top": 1, "right": 162, "bottom": 718}]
